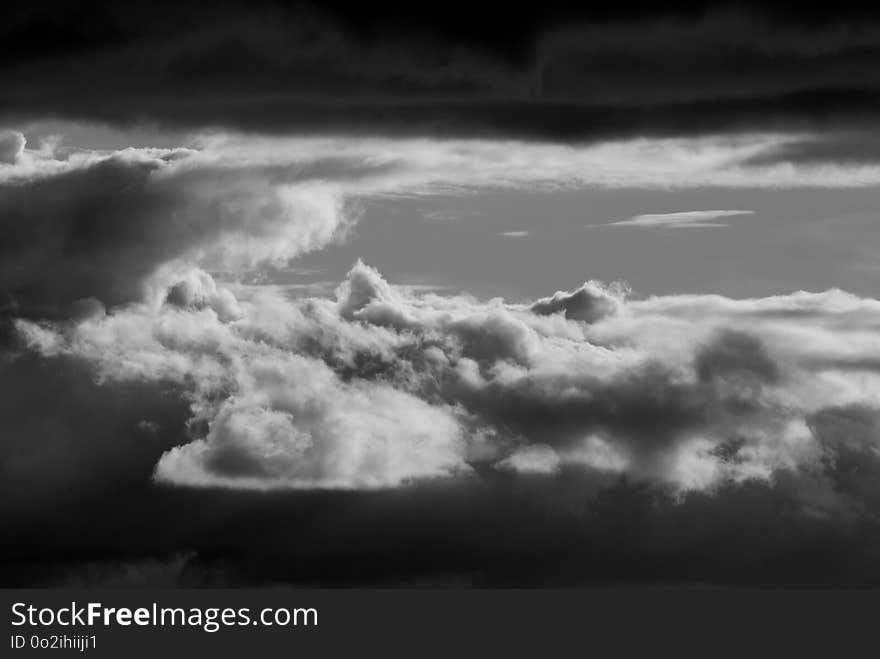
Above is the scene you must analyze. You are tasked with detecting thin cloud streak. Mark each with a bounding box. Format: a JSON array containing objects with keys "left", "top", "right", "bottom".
[{"left": 606, "top": 209, "right": 755, "bottom": 228}]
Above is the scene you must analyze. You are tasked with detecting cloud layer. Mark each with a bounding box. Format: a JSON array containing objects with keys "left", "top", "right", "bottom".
[
  {"left": 5, "top": 128, "right": 880, "bottom": 505},
  {"left": 6, "top": 130, "right": 880, "bottom": 318},
  {"left": 11, "top": 257, "right": 880, "bottom": 526},
  {"left": 8, "top": 2, "right": 880, "bottom": 151}
]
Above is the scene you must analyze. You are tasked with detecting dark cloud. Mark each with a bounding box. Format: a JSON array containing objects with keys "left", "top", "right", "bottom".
[
  {"left": 808, "top": 405, "right": 880, "bottom": 517},
  {"left": 0, "top": 130, "right": 25, "bottom": 163},
  {"left": 0, "top": 351, "right": 191, "bottom": 556},
  {"left": 0, "top": 146, "right": 365, "bottom": 317},
  {"left": 6, "top": 437, "right": 880, "bottom": 587},
  {"left": 694, "top": 329, "right": 779, "bottom": 384},
  {"left": 0, "top": 155, "right": 187, "bottom": 315},
  {"left": 530, "top": 282, "right": 622, "bottom": 323},
  {"left": 6, "top": 1, "right": 880, "bottom": 146}
]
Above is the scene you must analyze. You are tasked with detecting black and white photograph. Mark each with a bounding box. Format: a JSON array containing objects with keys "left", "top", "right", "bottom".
[{"left": 5, "top": 0, "right": 880, "bottom": 622}]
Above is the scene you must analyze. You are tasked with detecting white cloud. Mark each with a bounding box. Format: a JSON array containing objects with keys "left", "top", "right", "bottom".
[
  {"left": 606, "top": 209, "right": 754, "bottom": 228},
  {"left": 156, "top": 354, "right": 469, "bottom": 490},
  {"left": 500, "top": 231, "right": 529, "bottom": 237},
  {"left": 10, "top": 130, "right": 880, "bottom": 194},
  {"left": 9, "top": 125, "right": 880, "bottom": 509},
  {"left": 15, "top": 259, "right": 880, "bottom": 510}
]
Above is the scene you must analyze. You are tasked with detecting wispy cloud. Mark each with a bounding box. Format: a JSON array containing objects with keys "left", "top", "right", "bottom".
[
  {"left": 606, "top": 209, "right": 754, "bottom": 228},
  {"left": 500, "top": 231, "right": 529, "bottom": 237},
  {"left": 421, "top": 210, "right": 461, "bottom": 222}
]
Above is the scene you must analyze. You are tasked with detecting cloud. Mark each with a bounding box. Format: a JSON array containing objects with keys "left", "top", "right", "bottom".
[
  {"left": 606, "top": 209, "right": 754, "bottom": 228},
  {"left": 155, "top": 354, "right": 469, "bottom": 490},
  {"left": 11, "top": 1, "right": 880, "bottom": 588},
  {"left": 6, "top": 130, "right": 880, "bottom": 319},
  {"left": 3, "top": 126, "right": 880, "bottom": 499},
  {"left": 0, "top": 130, "right": 25, "bottom": 164},
  {"left": 500, "top": 231, "right": 529, "bottom": 237},
  {"left": 8, "top": 4, "right": 880, "bottom": 146},
  {"left": 742, "top": 132, "right": 880, "bottom": 166},
  {"left": 530, "top": 281, "right": 624, "bottom": 323},
  {"left": 6, "top": 126, "right": 880, "bottom": 580},
  {"left": 59, "top": 553, "right": 197, "bottom": 588},
  {"left": 0, "top": 143, "right": 360, "bottom": 317},
  {"left": 10, "top": 256, "right": 880, "bottom": 522},
  {"left": 11, "top": 258, "right": 880, "bottom": 585}
]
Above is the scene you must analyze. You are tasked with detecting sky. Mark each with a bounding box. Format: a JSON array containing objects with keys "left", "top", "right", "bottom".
[{"left": 6, "top": 0, "right": 880, "bottom": 587}]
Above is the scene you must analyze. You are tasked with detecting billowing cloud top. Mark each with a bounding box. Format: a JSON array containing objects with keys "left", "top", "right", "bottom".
[{"left": 13, "top": 253, "right": 880, "bottom": 530}]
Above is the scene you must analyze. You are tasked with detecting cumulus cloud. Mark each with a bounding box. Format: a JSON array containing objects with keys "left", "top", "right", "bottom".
[
  {"left": 606, "top": 209, "right": 754, "bottom": 228},
  {"left": 11, "top": 258, "right": 880, "bottom": 520},
  {"left": 156, "top": 354, "right": 469, "bottom": 490},
  {"left": 0, "top": 143, "right": 357, "bottom": 316}
]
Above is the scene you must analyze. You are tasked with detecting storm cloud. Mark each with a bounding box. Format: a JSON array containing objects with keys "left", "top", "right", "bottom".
[{"left": 7, "top": 1, "right": 880, "bottom": 154}]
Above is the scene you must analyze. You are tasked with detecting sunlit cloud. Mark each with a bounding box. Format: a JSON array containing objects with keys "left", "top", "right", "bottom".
[{"left": 605, "top": 209, "right": 755, "bottom": 228}]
